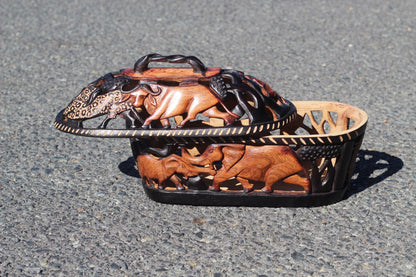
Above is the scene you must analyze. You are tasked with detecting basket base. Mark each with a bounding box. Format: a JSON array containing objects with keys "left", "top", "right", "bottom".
[{"left": 142, "top": 183, "right": 349, "bottom": 207}]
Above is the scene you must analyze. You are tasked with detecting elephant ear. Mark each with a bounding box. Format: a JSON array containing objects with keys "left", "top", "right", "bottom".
[
  {"left": 221, "top": 144, "right": 246, "bottom": 171},
  {"left": 162, "top": 156, "right": 182, "bottom": 176}
]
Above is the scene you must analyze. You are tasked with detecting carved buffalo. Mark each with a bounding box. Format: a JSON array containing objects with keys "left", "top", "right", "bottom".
[
  {"left": 182, "top": 144, "right": 310, "bottom": 193},
  {"left": 121, "top": 83, "right": 239, "bottom": 129}
]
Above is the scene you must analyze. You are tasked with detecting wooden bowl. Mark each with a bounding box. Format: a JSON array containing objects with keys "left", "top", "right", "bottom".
[
  {"left": 55, "top": 54, "right": 368, "bottom": 207},
  {"left": 133, "top": 101, "right": 367, "bottom": 207}
]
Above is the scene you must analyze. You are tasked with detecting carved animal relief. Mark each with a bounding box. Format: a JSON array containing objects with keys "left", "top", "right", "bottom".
[{"left": 55, "top": 54, "right": 368, "bottom": 207}]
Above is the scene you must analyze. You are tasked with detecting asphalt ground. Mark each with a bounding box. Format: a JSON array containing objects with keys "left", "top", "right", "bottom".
[{"left": 1, "top": 0, "right": 415, "bottom": 276}]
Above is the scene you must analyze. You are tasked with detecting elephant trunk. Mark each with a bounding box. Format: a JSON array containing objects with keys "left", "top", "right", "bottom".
[{"left": 181, "top": 148, "right": 215, "bottom": 169}]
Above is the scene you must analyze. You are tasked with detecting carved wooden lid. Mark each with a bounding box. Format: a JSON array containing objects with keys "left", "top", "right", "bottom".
[{"left": 55, "top": 54, "right": 300, "bottom": 140}]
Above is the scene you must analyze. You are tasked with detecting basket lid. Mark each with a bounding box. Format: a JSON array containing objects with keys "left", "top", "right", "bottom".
[{"left": 55, "top": 54, "right": 297, "bottom": 140}]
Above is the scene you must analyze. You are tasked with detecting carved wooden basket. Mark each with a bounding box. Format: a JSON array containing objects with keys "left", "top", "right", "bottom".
[{"left": 55, "top": 54, "right": 367, "bottom": 207}]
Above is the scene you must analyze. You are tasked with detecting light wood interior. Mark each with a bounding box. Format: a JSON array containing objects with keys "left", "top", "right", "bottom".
[{"left": 281, "top": 101, "right": 368, "bottom": 136}]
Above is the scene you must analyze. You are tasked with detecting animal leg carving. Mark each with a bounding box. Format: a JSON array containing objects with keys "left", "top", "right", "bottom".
[
  {"left": 177, "top": 110, "right": 199, "bottom": 128},
  {"left": 142, "top": 101, "right": 170, "bottom": 128},
  {"left": 161, "top": 118, "right": 171, "bottom": 128},
  {"left": 120, "top": 109, "right": 142, "bottom": 129},
  {"left": 262, "top": 165, "right": 309, "bottom": 193},
  {"left": 236, "top": 177, "right": 254, "bottom": 193},
  {"left": 98, "top": 117, "right": 112, "bottom": 129},
  {"left": 281, "top": 174, "right": 311, "bottom": 192},
  {"left": 210, "top": 166, "right": 243, "bottom": 191},
  {"left": 202, "top": 106, "right": 238, "bottom": 126},
  {"left": 170, "top": 175, "right": 185, "bottom": 190}
]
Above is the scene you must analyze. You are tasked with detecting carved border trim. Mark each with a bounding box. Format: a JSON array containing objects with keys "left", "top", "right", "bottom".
[
  {"left": 54, "top": 102, "right": 297, "bottom": 139},
  {"left": 55, "top": 101, "right": 367, "bottom": 146}
]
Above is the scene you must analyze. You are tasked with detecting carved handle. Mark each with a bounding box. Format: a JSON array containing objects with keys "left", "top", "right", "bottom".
[{"left": 133, "top": 53, "right": 207, "bottom": 75}]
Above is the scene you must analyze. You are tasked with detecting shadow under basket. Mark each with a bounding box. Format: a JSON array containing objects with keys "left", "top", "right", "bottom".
[{"left": 133, "top": 101, "right": 368, "bottom": 207}]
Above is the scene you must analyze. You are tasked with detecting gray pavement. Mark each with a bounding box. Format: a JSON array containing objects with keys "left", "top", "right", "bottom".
[{"left": 1, "top": 0, "right": 415, "bottom": 276}]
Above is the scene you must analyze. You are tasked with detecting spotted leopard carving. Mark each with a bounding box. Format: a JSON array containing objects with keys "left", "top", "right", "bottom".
[{"left": 63, "top": 77, "right": 142, "bottom": 129}]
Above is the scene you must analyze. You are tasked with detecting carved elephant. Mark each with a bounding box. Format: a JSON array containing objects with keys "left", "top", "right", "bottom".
[
  {"left": 121, "top": 83, "right": 239, "bottom": 129},
  {"left": 182, "top": 144, "right": 310, "bottom": 193},
  {"left": 62, "top": 73, "right": 142, "bottom": 129},
  {"left": 136, "top": 153, "right": 216, "bottom": 190}
]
